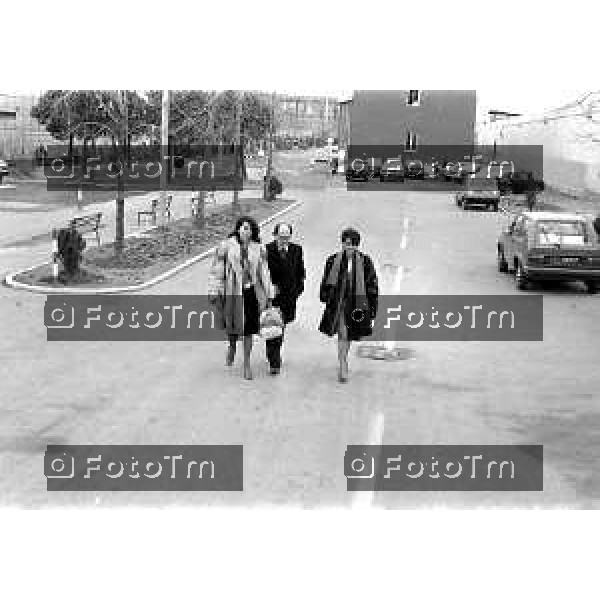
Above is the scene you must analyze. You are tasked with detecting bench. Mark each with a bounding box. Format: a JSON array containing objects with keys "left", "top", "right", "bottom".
[
  {"left": 138, "top": 194, "right": 172, "bottom": 226},
  {"left": 71, "top": 212, "right": 103, "bottom": 245}
]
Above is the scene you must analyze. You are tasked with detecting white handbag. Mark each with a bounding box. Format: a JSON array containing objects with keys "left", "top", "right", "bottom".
[{"left": 259, "top": 307, "right": 284, "bottom": 340}]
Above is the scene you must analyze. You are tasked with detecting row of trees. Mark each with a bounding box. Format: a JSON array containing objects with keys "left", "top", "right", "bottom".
[
  {"left": 31, "top": 90, "right": 273, "bottom": 149},
  {"left": 31, "top": 90, "right": 275, "bottom": 251}
]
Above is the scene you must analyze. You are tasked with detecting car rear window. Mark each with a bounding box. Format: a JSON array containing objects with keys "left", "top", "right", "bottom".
[{"left": 536, "top": 221, "right": 590, "bottom": 246}]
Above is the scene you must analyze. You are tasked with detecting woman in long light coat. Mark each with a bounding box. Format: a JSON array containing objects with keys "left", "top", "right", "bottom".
[{"left": 209, "top": 216, "right": 275, "bottom": 380}]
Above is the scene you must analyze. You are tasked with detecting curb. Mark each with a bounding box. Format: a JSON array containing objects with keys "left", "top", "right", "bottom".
[{"left": 3, "top": 199, "right": 303, "bottom": 295}]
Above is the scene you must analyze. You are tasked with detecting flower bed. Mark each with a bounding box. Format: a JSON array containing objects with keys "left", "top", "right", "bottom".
[{"left": 13, "top": 197, "right": 297, "bottom": 289}]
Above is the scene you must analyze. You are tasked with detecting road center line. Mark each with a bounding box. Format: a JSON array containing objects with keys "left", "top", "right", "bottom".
[{"left": 351, "top": 411, "right": 385, "bottom": 509}]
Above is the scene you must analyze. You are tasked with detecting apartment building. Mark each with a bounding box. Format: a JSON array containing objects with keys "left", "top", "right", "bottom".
[
  {"left": 0, "top": 92, "right": 54, "bottom": 157},
  {"left": 345, "top": 90, "right": 476, "bottom": 161}
]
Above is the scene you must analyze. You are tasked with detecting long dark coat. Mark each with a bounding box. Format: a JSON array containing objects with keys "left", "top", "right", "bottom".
[
  {"left": 318, "top": 250, "right": 379, "bottom": 341},
  {"left": 265, "top": 241, "right": 306, "bottom": 324}
]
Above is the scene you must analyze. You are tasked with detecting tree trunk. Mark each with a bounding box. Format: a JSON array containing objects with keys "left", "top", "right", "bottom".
[
  {"left": 115, "top": 140, "right": 125, "bottom": 253},
  {"left": 232, "top": 93, "right": 243, "bottom": 216},
  {"left": 264, "top": 93, "right": 275, "bottom": 201},
  {"left": 116, "top": 174, "right": 125, "bottom": 253}
]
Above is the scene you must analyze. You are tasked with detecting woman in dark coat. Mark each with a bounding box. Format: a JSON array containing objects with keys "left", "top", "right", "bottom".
[{"left": 318, "top": 228, "right": 379, "bottom": 382}]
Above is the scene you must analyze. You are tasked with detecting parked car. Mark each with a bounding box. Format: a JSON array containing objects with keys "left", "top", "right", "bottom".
[
  {"left": 497, "top": 170, "right": 544, "bottom": 195},
  {"left": 456, "top": 178, "right": 501, "bottom": 211},
  {"left": 404, "top": 159, "right": 425, "bottom": 180},
  {"left": 442, "top": 160, "right": 480, "bottom": 183},
  {"left": 346, "top": 154, "right": 373, "bottom": 182},
  {"left": 380, "top": 158, "right": 404, "bottom": 182},
  {"left": 0, "top": 158, "right": 9, "bottom": 184},
  {"left": 497, "top": 211, "right": 600, "bottom": 292}
]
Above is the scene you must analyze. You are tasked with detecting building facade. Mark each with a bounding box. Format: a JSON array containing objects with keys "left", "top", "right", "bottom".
[
  {"left": 0, "top": 92, "right": 54, "bottom": 158},
  {"left": 251, "top": 93, "right": 338, "bottom": 147},
  {"left": 347, "top": 90, "right": 476, "bottom": 160},
  {"left": 274, "top": 94, "right": 338, "bottom": 141},
  {"left": 480, "top": 92, "right": 600, "bottom": 196}
]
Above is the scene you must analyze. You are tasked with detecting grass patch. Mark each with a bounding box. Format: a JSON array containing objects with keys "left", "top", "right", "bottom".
[{"left": 12, "top": 197, "right": 296, "bottom": 289}]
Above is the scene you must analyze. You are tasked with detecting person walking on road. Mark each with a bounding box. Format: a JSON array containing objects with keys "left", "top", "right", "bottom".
[
  {"left": 526, "top": 172, "right": 537, "bottom": 211},
  {"left": 208, "top": 216, "right": 275, "bottom": 380},
  {"left": 318, "top": 228, "right": 379, "bottom": 383},
  {"left": 265, "top": 223, "right": 306, "bottom": 375}
]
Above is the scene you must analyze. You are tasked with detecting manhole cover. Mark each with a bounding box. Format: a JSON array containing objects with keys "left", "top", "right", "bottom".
[{"left": 356, "top": 343, "right": 415, "bottom": 360}]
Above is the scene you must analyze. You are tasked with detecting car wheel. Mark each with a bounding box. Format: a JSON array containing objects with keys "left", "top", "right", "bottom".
[
  {"left": 462, "top": 201, "right": 468, "bottom": 210},
  {"left": 586, "top": 281, "right": 598, "bottom": 294},
  {"left": 515, "top": 261, "right": 529, "bottom": 290},
  {"left": 497, "top": 250, "right": 508, "bottom": 273},
  {"left": 380, "top": 176, "right": 385, "bottom": 183},
  {"left": 492, "top": 202, "right": 499, "bottom": 212}
]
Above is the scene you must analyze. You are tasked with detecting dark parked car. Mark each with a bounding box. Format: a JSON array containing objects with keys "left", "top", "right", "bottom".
[
  {"left": 497, "top": 211, "right": 600, "bottom": 292},
  {"left": 0, "top": 158, "right": 9, "bottom": 184},
  {"left": 456, "top": 178, "right": 501, "bottom": 211},
  {"left": 404, "top": 159, "right": 425, "bottom": 180},
  {"left": 345, "top": 155, "right": 373, "bottom": 181},
  {"left": 380, "top": 158, "right": 404, "bottom": 182},
  {"left": 440, "top": 160, "right": 480, "bottom": 183},
  {"left": 497, "top": 170, "right": 544, "bottom": 195}
]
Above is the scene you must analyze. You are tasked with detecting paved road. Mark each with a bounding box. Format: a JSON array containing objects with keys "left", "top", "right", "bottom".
[{"left": 1, "top": 170, "right": 599, "bottom": 508}]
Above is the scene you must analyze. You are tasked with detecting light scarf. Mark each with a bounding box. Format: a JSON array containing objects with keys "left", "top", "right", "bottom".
[{"left": 326, "top": 248, "right": 366, "bottom": 297}]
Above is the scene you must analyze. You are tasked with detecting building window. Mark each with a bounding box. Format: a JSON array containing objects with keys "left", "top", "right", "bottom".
[
  {"left": 407, "top": 90, "right": 420, "bottom": 106},
  {"left": 405, "top": 131, "right": 417, "bottom": 152}
]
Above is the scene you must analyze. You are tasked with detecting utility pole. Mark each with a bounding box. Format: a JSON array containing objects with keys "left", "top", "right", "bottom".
[
  {"left": 115, "top": 90, "right": 127, "bottom": 252},
  {"left": 264, "top": 92, "right": 276, "bottom": 201},
  {"left": 158, "top": 89, "right": 169, "bottom": 228},
  {"left": 232, "top": 91, "right": 243, "bottom": 215}
]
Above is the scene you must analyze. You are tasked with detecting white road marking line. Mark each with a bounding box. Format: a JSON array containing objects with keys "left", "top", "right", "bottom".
[
  {"left": 385, "top": 265, "right": 405, "bottom": 351},
  {"left": 393, "top": 264, "right": 404, "bottom": 291},
  {"left": 351, "top": 411, "right": 385, "bottom": 509},
  {"left": 400, "top": 233, "right": 407, "bottom": 250}
]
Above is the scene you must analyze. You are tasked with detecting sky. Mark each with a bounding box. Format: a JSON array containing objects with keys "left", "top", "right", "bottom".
[
  {"left": 275, "top": 88, "right": 591, "bottom": 117},
  {"left": 4, "top": 88, "right": 591, "bottom": 118},
  {"left": 475, "top": 89, "right": 588, "bottom": 116}
]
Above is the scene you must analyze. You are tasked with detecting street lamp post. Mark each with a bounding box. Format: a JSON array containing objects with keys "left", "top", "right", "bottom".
[
  {"left": 158, "top": 89, "right": 169, "bottom": 228},
  {"left": 233, "top": 91, "right": 243, "bottom": 215},
  {"left": 264, "top": 92, "right": 275, "bottom": 201}
]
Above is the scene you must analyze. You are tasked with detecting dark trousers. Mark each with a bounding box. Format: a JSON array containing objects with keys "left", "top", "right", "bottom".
[{"left": 266, "top": 326, "right": 285, "bottom": 368}]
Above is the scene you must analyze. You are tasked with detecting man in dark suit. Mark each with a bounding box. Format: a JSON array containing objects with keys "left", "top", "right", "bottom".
[{"left": 265, "top": 222, "right": 306, "bottom": 375}]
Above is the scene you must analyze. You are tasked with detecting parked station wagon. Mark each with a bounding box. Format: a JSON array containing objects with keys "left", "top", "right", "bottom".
[
  {"left": 456, "top": 177, "right": 501, "bottom": 211},
  {"left": 497, "top": 211, "right": 600, "bottom": 292}
]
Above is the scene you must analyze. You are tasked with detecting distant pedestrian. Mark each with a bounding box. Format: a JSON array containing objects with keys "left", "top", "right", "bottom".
[
  {"left": 318, "top": 228, "right": 379, "bottom": 383},
  {"left": 57, "top": 220, "right": 86, "bottom": 280},
  {"left": 264, "top": 223, "right": 306, "bottom": 374},
  {"left": 526, "top": 172, "right": 537, "bottom": 211},
  {"left": 208, "top": 216, "right": 275, "bottom": 380}
]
